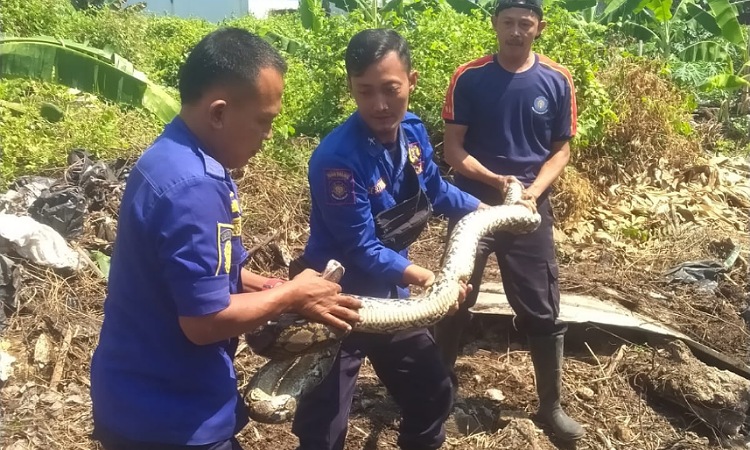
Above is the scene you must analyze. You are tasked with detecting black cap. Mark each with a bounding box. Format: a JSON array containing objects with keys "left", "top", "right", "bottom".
[{"left": 494, "top": 0, "right": 543, "bottom": 19}]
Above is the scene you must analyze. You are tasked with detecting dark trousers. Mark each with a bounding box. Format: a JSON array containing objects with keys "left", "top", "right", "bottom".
[
  {"left": 95, "top": 435, "right": 243, "bottom": 450},
  {"left": 291, "top": 329, "right": 453, "bottom": 450},
  {"left": 433, "top": 195, "right": 566, "bottom": 381}
]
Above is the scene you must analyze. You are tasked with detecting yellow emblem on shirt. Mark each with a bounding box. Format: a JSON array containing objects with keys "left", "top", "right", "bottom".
[
  {"left": 369, "top": 177, "right": 387, "bottom": 195},
  {"left": 216, "top": 223, "right": 233, "bottom": 275},
  {"left": 408, "top": 143, "right": 423, "bottom": 174}
]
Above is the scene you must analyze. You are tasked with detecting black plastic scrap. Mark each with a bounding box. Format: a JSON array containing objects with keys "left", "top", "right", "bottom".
[
  {"left": 2, "top": 149, "right": 130, "bottom": 241},
  {"left": 28, "top": 183, "right": 87, "bottom": 239},
  {"left": 663, "top": 244, "right": 742, "bottom": 292},
  {"left": 0, "top": 176, "right": 57, "bottom": 215},
  {"left": 65, "top": 149, "right": 122, "bottom": 211},
  {"left": 0, "top": 254, "right": 20, "bottom": 333}
]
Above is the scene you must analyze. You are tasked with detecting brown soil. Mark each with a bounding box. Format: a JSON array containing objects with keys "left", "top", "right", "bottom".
[{"left": 1, "top": 158, "right": 749, "bottom": 450}]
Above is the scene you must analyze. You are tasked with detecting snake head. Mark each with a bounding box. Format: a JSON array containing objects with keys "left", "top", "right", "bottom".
[{"left": 246, "top": 389, "right": 297, "bottom": 424}]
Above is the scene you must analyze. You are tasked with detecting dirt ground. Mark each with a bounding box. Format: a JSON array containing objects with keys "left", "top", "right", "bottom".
[{"left": 1, "top": 161, "right": 749, "bottom": 450}]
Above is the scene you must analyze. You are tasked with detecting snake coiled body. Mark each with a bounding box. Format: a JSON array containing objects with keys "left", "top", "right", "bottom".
[{"left": 243, "top": 182, "right": 541, "bottom": 424}]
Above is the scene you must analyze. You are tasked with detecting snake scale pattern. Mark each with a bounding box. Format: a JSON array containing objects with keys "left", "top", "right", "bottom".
[{"left": 243, "top": 181, "right": 542, "bottom": 424}]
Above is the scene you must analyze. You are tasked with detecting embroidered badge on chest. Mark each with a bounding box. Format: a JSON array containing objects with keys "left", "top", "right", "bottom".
[
  {"left": 325, "top": 169, "right": 355, "bottom": 204},
  {"left": 532, "top": 96, "right": 549, "bottom": 115},
  {"left": 369, "top": 177, "right": 386, "bottom": 195},
  {"left": 407, "top": 142, "right": 424, "bottom": 175}
]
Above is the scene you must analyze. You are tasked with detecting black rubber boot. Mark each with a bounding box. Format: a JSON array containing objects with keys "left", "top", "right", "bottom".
[{"left": 528, "top": 334, "right": 586, "bottom": 441}]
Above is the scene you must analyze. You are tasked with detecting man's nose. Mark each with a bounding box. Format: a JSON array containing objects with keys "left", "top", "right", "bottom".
[{"left": 374, "top": 95, "right": 388, "bottom": 112}]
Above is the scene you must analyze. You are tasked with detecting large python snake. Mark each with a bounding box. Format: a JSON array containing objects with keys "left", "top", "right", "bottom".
[{"left": 243, "top": 181, "right": 541, "bottom": 424}]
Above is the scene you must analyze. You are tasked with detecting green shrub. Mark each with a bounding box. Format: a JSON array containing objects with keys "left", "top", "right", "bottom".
[
  {"left": 60, "top": 8, "right": 151, "bottom": 67},
  {"left": 0, "top": 0, "right": 711, "bottom": 185},
  {"left": 252, "top": 5, "right": 617, "bottom": 149},
  {"left": 0, "top": 80, "right": 162, "bottom": 185},
  {"left": 534, "top": 7, "right": 617, "bottom": 148},
  {"left": 399, "top": 8, "right": 496, "bottom": 138},
  {"left": 580, "top": 57, "right": 700, "bottom": 177},
  {"left": 0, "top": 0, "right": 77, "bottom": 38},
  {"left": 141, "top": 17, "right": 217, "bottom": 87},
  {"left": 1, "top": 0, "right": 152, "bottom": 68}
]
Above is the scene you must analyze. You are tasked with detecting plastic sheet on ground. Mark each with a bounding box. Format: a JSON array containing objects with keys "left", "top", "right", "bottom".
[
  {"left": 65, "top": 149, "right": 127, "bottom": 211},
  {"left": 0, "top": 176, "right": 56, "bottom": 215},
  {"left": 0, "top": 214, "right": 81, "bottom": 271},
  {"left": 28, "top": 183, "right": 87, "bottom": 239},
  {"left": 0, "top": 350, "right": 15, "bottom": 383},
  {"left": 662, "top": 243, "right": 741, "bottom": 293}
]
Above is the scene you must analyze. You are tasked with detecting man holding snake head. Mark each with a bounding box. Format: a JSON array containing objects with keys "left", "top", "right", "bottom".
[{"left": 89, "top": 28, "right": 361, "bottom": 450}]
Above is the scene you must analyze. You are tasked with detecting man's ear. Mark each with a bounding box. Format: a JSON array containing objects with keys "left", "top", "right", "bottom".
[
  {"left": 408, "top": 70, "right": 419, "bottom": 92},
  {"left": 347, "top": 77, "right": 353, "bottom": 93},
  {"left": 536, "top": 19, "right": 547, "bottom": 39},
  {"left": 208, "top": 99, "right": 227, "bottom": 129}
]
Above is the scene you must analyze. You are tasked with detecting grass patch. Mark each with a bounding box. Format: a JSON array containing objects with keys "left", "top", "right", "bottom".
[{"left": 0, "top": 79, "right": 162, "bottom": 185}]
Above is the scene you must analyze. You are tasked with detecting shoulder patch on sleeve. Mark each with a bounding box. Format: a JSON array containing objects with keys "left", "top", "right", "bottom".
[
  {"left": 216, "top": 223, "right": 233, "bottom": 275},
  {"left": 324, "top": 169, "right": 356, "bottom": 205}
]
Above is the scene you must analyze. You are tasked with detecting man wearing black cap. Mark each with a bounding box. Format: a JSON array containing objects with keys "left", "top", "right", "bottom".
[{"left": 434, "top": 0, "right": 585, "bottom": 442}]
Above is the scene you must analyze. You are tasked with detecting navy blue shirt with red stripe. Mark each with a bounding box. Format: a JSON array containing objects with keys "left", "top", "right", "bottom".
[{"left": 442, "top": 53, "right": 577, "bottom": 197}]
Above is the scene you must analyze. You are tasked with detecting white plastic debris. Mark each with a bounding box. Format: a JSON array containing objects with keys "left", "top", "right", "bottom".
[
  {"left": 0, "top": 348, "right": 16, "bottom": 383},
  {"left": 33, "top": 333, "right": 51, "bottom": 368},
  {"left": 0, "top": 214, "right": 81, "bottom": 270},
  {"left": 485, "top": 388, "right": 505, "bottom": 402}
]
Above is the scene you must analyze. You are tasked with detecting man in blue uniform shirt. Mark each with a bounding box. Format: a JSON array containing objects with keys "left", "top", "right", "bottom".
[
  {"left": 290, "top": 29, "right": 488, "bottom": 450},
  {"left": 434, "top": 0, "right": 586, "bottom": 442},
  {"left": 89, "top": 28, "right": 362, "bottom": 450}
]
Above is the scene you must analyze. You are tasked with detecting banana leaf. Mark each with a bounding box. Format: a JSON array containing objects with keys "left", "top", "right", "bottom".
[
  {"left": 562, "top": 0, "right": 598, "bottom": 12},
  {"left": 685, "top": 3, "right": 723, "bottom": 38},
  {"left": 300, "top": 0, "right": 322, "bottom": 31},
  {"left": 263, "top": 31, "right": 303, "bottom": 55},
  {"left": 446, "top": 0, "right": 492, "bottom": 14},
  {"left": 602, "top": 0, "right": 649, "bottom": 17},
  {"left": 644, "top": 0, "right": 672, "bottom": 22},
  {"left": 0, "top": 36, "right": 179, "bottom": 123},
  {"left": 679, "top": 40, "right": 728, "bottom": 62},
  {"left": 328, "top": 0, "right": 378, "bottom": 22},
  {"left": 706, "top": 0, "right": 746, "bottom": 47},
  {"left": 328, "top": 0, "right": 362, "bottom": 10},
  {"left": 701, "top": 73, "right": 750, "bottom": 91}
]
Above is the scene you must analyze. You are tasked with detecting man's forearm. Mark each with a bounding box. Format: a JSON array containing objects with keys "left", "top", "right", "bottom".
[
  {"left": 445, "top": 145, "right": 500, "bottom": 189},
  {"left": 527, "top": 142, "right": 571, "bottom": 198},
  {"left": 178, "top": 287, "right": 297, "bottom": 345},
  {"left": 240, "top": 268, "right": 284, "bottom": 293}
]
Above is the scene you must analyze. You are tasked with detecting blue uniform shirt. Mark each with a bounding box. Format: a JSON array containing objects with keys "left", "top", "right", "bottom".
[
  {"left": 90, "top": 117, "right": 249, "bottom": 445},
  {"left": 303, "top": 111, "right": 480, "bottom": 299},
  {"left": 442, "top": 53, "right": 577, "bottom": 198}
]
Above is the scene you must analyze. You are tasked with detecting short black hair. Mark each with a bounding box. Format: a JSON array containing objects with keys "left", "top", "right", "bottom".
[
  {"left": 178, "top": 27, "right": 287, "bottom": 104},
  {"left": 345, "top": 29, "right": 412, "bottom": 78}
]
